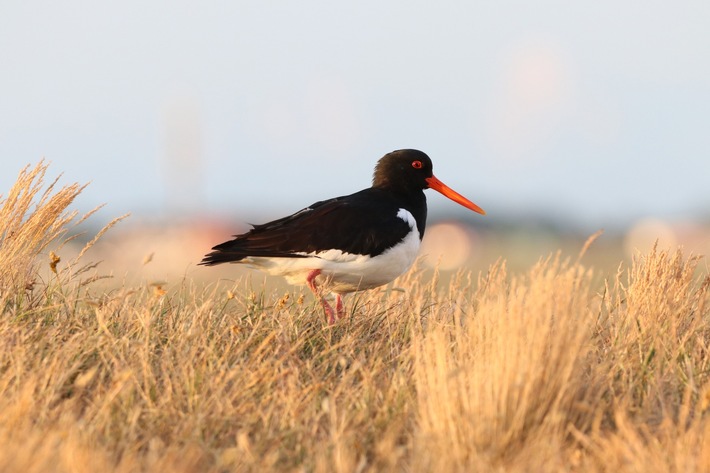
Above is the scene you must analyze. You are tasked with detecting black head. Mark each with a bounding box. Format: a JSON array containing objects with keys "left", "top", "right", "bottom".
[
  {"left": 372, "top": 149, "right": 486, "bottom": 215},
  {"left": 372, "top": 149, "right": 433, "bottom": 191}
]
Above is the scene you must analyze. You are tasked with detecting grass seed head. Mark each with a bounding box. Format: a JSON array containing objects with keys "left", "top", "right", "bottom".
[{"left": 49, "top": 251, "right": 61, "bottom": 274}]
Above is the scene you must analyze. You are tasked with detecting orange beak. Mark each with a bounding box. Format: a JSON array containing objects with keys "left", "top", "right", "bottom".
[{"left": 425, "top": 175, "right": 486, "bottom": 215}]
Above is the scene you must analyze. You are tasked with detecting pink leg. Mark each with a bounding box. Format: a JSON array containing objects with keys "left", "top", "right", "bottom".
[
  {"left": 335, "top": 294, "right": 345, "bottom": 319},
  {"left": 306, "top": 269, "right": 337, "bottom": 324},
  {"left": 305, "top": 269, "right": 321, "bottom": 293}
]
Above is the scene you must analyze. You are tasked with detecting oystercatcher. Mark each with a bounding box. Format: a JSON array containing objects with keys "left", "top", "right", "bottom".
[{"left": 201, "top": 149, "right": 485, "bottom": 323}]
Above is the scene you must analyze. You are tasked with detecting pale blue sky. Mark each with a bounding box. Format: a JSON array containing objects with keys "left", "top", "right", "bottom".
[{"left": 1, "top": 1, "right": 709, "bottom": 230}]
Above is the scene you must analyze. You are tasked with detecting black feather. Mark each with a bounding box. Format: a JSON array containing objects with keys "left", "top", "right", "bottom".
[{"left": 199, "top": 187, "right": 426, "bottom": 266}]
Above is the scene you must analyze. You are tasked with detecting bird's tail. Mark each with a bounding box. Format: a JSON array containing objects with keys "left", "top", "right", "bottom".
[{"left": 199, "top": 239, "right": 310, "bottom": 266}]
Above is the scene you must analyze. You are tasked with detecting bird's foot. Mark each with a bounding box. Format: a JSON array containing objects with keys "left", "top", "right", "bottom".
[
  {"left": 321, "top": 295, "right": 345, "bottom": 324},
  {"left": 307, "top": 269, "right": 341, "bottom": 324},
  {"left": 321, "top": 298, "right": 337, "bottom": 324},
  {"left": 335, "top": 294, "right": 345, "bottom": 319}
]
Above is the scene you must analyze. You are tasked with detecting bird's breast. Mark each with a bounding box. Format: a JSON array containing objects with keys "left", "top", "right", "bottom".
[{"left": 313, "top": 207, "right": 421, "bottom": 293}]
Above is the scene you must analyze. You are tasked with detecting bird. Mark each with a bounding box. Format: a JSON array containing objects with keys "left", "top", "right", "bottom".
[{"left": 200, "top": 149, "right": 485, "bottom": 323}]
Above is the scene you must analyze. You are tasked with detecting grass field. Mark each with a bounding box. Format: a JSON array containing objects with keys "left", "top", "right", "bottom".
[{"left": 1, "top": 162, "right": 709, "bottom": 472}]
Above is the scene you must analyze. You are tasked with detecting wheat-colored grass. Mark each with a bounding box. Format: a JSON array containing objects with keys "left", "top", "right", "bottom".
[{"left": 1, "top": 163, "right": 708, "bottom": 472}]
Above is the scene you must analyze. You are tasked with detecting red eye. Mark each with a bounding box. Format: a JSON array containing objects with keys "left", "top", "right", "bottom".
[{"left": 412, "top": 160, "right": 423, "bottom": 169}]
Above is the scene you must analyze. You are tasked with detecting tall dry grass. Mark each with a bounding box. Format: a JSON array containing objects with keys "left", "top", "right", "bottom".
[
  {"left": 0, "top": 161, "right": 84, "bottom": 293},
  {"left": 0, "top": 161, "right": 127, "bottom": 304},
  {"left": 0, "top": 162, "right": 708, "bottom": 472}
]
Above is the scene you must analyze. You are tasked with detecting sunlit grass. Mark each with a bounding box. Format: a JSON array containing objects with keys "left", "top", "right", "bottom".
[{"left": 0, "top": 162, "right": 708, "bottom": 472}]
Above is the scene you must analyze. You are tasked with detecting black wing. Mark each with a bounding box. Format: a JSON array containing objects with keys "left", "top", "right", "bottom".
[{"left": 200, "top": 188, "right": 418, "bottom": 266}]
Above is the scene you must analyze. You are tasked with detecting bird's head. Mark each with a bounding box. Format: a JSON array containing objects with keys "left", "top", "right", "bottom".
[{"left": 372, "top": 149, "right": 485, "bottom": 215}]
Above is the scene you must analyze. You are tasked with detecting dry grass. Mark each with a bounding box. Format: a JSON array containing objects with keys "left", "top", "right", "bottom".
[
  {"left": 0, "top": 161, "right": 128, "bottom": 300},
  {"left": 1, "top": 162, "right": 709, "bottom": 472}
]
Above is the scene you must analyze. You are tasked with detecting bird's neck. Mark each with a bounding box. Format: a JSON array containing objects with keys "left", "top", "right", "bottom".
[{"left": 379, "top": 186, "right": 428, "bottom": 238}]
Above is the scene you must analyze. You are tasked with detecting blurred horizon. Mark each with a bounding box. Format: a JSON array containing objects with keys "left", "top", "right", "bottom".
[{"left": 2, "top": 1, "right": 709, "bottom": 250}]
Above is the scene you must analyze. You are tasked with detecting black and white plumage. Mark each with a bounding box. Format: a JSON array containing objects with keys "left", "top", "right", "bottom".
[{"left": 200, "top": 149, "right": 485, "bottom": 322}]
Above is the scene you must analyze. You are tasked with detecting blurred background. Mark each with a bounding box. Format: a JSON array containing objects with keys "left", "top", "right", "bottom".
[{"left": 1, "top": 1, "right": 709, "bottom": 283}]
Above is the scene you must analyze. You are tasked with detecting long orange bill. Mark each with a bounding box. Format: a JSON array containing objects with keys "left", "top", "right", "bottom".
[{"left": 425, "top": 175, "right": 486, "bottom": 215}]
